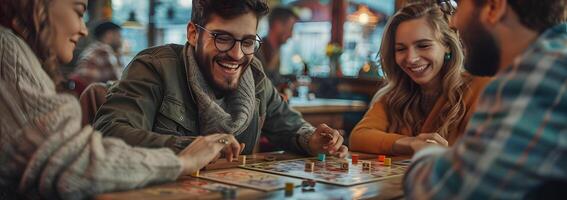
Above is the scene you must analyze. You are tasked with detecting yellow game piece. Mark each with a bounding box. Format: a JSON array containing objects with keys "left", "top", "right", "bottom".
[
  {"left": 285, "top": 182, "right": 294, "bottom": 196},
  {"left": 285, "top": 182, "right": 294, "bottom": 191},
  {"left": 304, "top": 161, "right": 315, "bottom": 172},
  {"left": 241, "top": 155, "right": 247, "bottom": 166},
  {"left": 191, "top": 170, "right": 200, "bottom": 177},
  {"left": 383, "top": 158, "right": 392, "bottom": 166}
]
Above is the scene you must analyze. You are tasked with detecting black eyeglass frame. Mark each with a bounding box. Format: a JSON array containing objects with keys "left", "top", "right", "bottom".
[{"left": 194, "top": 23, "right": 263, "bottom": 55}]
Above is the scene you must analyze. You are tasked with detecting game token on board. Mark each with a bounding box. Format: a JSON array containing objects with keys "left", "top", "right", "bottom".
[
  {"left": 383, "top": 158, "right": 392, "bottom": 166},
  {"left": 341, "top": 162, "right": 349, "bottom": 170},
  {"left": 304, "top": 161, "right": 315, "bottom": 172},
  {"left": 318, "top": 153, "right": 326, "bottom": 161},
  {"left": 351, "top": 154, "right": 359, "bottom": 164},
  {"left": 362, "top": 162, "right": 371, "bottom": 170}
]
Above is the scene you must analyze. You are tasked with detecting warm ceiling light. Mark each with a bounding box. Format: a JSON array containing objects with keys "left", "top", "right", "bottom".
[{"left": 348, "top": 5, "right": 379, "bottom": 25}]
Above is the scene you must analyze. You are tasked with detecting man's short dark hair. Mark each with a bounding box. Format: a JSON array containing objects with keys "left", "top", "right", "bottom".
[
  {"left": 191, "top": 0, "right": 269, "bottom": 26},
  {"left": 93, "top": 21, "right": 121, "bottom": 40},
  {"left": 268, "top": 7, "right": 299, "bottom": 27},
  {"left": 474, "top": 0, "right": 566, "bottom": 33}
]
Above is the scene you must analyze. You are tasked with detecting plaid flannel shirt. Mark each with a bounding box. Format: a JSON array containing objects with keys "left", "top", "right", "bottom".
[{"left": 404, "top": 23, "right": 567, "bottom": 199}]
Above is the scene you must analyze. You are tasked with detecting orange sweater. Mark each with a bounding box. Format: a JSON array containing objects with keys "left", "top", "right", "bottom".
[{"left": 349, "top": 76, "right": 492, "bottom": 155}]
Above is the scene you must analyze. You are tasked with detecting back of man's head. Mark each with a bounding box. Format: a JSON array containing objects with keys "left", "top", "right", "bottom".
[
  {"left": 268, "top": 7, "right": 299, "bottom": 28},
  {"left": 93, "top": 21, "right": 121, "bottom": 41},
  {"left": 474, "top": 0, "right": 566, "bottom": 33},
  {"left": 191, "top": 0, "right": 269, "bottom": 26}
]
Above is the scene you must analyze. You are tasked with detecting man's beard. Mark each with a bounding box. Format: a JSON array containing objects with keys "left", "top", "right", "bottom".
[
  {"left": 194, "top": 34, "right": 250, "bottom": 94},
  {"left": 461, "top": 13, "right": 501, "bottom": 77}
]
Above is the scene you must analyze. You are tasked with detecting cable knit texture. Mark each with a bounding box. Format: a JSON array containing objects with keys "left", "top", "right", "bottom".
[
  {"left": 184, "top": 46, "right": 256, "bottom": 136},
  {"left": 0, "top": 25, "right": 182, "bottom": 199}
]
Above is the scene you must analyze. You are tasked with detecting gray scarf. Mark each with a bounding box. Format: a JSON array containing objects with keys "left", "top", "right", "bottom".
[{"left": 184, "top": 45, "right": 255, "bottom": 136}]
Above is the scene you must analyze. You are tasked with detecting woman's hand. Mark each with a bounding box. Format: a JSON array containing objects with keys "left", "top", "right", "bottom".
[{"left": 177, "top": 133, "right": 241, "bottom": 176}]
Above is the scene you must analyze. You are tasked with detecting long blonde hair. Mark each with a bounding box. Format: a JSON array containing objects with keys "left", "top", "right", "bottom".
[
  {"left": 0, "top": 0, "right": 61, "bottom": 84},
  {"left": 376, "top": 3, "right": 470, "bottom": 137}
]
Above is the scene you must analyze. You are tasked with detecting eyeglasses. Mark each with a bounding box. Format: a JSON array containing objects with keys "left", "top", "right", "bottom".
[
  {"left": 438, "top": 0, "right": 457, "bottom": 16},
  {"left": 194, "top": 24, "right": 262, "bottom": 55}
]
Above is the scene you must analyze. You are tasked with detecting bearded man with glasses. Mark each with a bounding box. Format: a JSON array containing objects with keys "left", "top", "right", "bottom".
[{"left": 93, "top": 0, "right": 348, "bottom": 159}]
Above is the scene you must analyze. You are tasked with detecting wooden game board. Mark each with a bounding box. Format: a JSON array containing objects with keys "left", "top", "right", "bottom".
[
  {"left": 241, "top": 157, "right": 407, "bottom": 186},
  {"left": 197, "top": 168, "right": 303, "bottom": 191}
]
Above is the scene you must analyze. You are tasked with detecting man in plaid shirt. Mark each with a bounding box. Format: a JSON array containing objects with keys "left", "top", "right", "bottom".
[{"left": 404, "top": 0, "right": 567, "bottom": 199}]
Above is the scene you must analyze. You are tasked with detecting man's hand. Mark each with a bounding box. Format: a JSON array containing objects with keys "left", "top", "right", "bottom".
[{"left": 308, "top": 124, "right": 349, "bottom": 158}]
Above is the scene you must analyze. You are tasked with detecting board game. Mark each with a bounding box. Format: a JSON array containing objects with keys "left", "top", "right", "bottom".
[
  {"left": 96, "top": 177, "right": 262, "bottom": 200},
  {"left": 241, "top": 157, "right": 408, "bottom": 186},
  {"left": 197, "top": 168, "right": 303, "bottom": 191}
]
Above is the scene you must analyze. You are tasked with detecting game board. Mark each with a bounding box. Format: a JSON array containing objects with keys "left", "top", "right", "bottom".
[
  {"left": 96, "top": 177, "right": 262, "bottom": 200},
  {"left": 241, "top": 157, "right": 407, "bottom": 186},
  {"left": 197, "top": 168, "right": 303, "bottom": 191},
  {"left": 142, "top": 179, "right": 237, "bottom": 196},
  {"left": 203, "top": 152, "right": 303, "bottom": 170}
]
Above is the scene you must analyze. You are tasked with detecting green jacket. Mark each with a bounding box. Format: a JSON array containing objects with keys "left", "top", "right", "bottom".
[{"left": 94, "top": 44, "right": 314, "bottom": 154}]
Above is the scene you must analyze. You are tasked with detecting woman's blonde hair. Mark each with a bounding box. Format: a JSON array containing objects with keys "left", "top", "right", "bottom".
[
  {"left": 0, "top": 0, "right": 61, "bottom": 84},
  {"left": 375, "top": 3, "right": 471, "bottom": 137}
]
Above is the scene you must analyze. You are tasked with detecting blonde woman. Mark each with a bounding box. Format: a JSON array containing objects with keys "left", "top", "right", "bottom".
[
  {"left": 0, "top": 0, "right": 241, "bottom": 198},
  {"left": 349, "top": 2, "right": 491, "bottom": 155}
]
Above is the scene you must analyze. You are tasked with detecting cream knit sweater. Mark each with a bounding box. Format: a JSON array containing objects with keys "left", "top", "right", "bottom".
[{"left": 0, "top": 25, "right": 182, "bottom": 199}]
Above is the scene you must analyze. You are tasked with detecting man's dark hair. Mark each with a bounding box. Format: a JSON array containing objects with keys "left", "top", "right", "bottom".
[
  {"left": 93, "top": 21, "right": 121, "bottom": 40},
  {"left": 268, "top": 7, "right": 299, "bottom": 27},
  {"left": 474, "top": 0, "right": 566, "bottom": 33},
  {"left": 191, "top": 0, "right": 269, "bottom": 26}
]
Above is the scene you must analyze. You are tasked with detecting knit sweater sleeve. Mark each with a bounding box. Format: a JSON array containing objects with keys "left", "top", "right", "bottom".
[
  {"left": 349, "top": 101, "right": 408, "bottom": 155},
  {"left": 0, "top": 26, "right": 182, "bottom": 199}
]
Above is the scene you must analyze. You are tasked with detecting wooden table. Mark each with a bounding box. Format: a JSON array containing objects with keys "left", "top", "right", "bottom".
[
  {"left": 289, "top": 98, "right": 368, "bottom": 130},
  {"left": 96, "top": 152, "right": 406, "bottom": 200}
]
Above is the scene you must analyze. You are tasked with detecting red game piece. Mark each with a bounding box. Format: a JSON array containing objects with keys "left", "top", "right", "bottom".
[{"left": 351, "top": 154, "right": 359, "bottom": 164}]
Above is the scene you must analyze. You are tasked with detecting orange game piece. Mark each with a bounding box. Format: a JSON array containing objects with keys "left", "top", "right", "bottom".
[{"left": 378, "top": 155, "right": 386, "bottom": 162}]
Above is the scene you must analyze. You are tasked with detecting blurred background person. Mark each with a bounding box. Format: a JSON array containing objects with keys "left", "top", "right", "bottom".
[
  {"left": 68, "top": 21, "right": 123, "bottom": 97},
  {"left": 255, "top": 6, "right": 299, "bottom": 91}
]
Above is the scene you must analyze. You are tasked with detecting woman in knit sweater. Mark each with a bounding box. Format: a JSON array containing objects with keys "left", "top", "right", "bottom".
[
  {"left": 0, "top": 0, "right": 242, "bottom": 199},
  {"left": 349, "top": 3, "right": 491, "bottom": 155}
]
